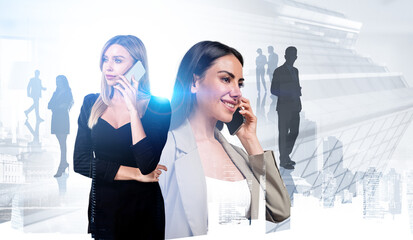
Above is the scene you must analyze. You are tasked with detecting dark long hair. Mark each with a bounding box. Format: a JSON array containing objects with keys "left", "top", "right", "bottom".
[{"left": 170, "top": 41, "right": 243, "bottom": 130}]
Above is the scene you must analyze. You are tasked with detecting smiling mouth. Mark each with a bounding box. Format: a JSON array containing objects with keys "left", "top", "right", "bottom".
[
  {"left": 221, "top": 99, "right": 237, "bottom": 111},
  {"left": 106, "top": 74, "right": 117, "bottom": 79}
]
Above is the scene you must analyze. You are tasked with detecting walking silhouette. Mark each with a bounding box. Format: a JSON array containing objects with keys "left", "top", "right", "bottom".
[{"left": 25, "top": 70, "right": 46, "bottom": 122}]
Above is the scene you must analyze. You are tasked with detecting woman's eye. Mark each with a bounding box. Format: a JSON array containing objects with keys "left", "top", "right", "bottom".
[
  {"left": 239, "top": 82, "right": 244, "bottom": 88},
  {"left": 222, "top": 77, "right": 230, "bottom": 83},
  {"left": 115, "top": 59, "right": 122, "bottom": 63}
]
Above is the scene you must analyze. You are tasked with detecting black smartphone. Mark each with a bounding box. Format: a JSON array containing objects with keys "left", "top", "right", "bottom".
[{"left": 225, "top": 108, "right": 245, "bottom": 135}]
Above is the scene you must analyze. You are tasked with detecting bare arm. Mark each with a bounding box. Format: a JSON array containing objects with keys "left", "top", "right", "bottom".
[
  {"left": 115, "top": 164, "right": 167, "bottom": 182},
  {"left": 113, "top": 75, "right": 147, "bottom": 144}
]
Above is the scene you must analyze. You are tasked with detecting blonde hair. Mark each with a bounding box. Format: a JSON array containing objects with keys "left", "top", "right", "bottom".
[{"left": 88, "top": 35, "right": 151, "bottom": 128}]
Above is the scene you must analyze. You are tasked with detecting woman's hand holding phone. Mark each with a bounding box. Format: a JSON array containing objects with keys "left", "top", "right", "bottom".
[
  {"left": 114, "top": 61, "right": 147, "bottom": 117},
  {"left": 113, "top": 75, "right": 140, "bottom": 114},
  {"left": 236, "top": 97, "right": 264, "bottom": 155},
  {"left": 236, "top": 97, "right": 256, "bottom": 138}
]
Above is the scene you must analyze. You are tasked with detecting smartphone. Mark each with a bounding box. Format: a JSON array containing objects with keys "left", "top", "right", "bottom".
[
  {"left": 124, "top": 61, "right": 146, "bottom": 83},
  {"left": 225, "top": 108, "right": 245, "bottom": 135}
]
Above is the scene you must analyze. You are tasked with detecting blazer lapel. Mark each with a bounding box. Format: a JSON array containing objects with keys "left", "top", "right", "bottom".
[
  {"left": 172, "top": 120, "right": 208, "bottom": 235},
  {"left": 214, "top": 129, "right": 254, "bottom": 181},
  {"left": 214, "top": 129, "right": 261, "bottom": 219}
]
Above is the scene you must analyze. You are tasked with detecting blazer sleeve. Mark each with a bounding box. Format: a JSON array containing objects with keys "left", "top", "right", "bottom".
[
  {"left": 158, "top": 131, "right": 176, "bottom": 196},
  {"left": 130, "top": 97, "right": 171, "bottom": 175},
  {"left": 245, "top": 150, "right": 291, "bottom": 223},
  {"left": 230, "top": 144, "right": 290, "bottom": 222},
  {"left": 263, "top": 151, "right": 291, "bottom": 223},
  {"left": 73, "top": 94, "right": 120, "bottom": 182}
]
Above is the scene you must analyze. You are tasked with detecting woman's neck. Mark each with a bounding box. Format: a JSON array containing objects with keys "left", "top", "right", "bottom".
[
  {"left": 188, "top": 110, "right": 217, "bottom": 142},
  {"left": 109, "top": 89, "right": 127, "bottom": 108}
]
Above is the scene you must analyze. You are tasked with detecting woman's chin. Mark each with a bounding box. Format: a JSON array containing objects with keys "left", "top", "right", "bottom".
[
  {"left": 219, "top": 115, "right": 234, "bottom": 124},
  {"left": 106, "top": 79, "right": 118, "bottom": 85}
]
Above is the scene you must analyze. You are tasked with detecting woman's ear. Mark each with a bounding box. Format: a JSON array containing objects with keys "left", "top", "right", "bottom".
[{"left": 191, "top": 74, "right": 200, "bottom": 94}]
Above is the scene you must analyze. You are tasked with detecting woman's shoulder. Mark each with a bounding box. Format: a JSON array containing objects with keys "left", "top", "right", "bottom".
[
  {"left": 81, "top": 93, "right": 99, "bottom": 111},
  {"left": 84, "top": 93, "right": 99, "bottom": 102},
  {"left": 82, "top": 93, "right": 99, "bottom": 105}
]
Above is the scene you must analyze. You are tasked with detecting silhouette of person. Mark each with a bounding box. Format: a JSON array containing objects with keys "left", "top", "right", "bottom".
[
  {"left": 256, "top": 48, "right": 267, "bottom": 93},
  {"left": 48, "top": 75, "right": 74, "bottom": 177},
  {"left": 25, "top": 70, "right": 46, "bottom": 121},
  {"left": 271, "top": 46, "right": 302, "bottom": 170},
  {"left": 267, "top": 46, "right": 278, "bottom": 82}
]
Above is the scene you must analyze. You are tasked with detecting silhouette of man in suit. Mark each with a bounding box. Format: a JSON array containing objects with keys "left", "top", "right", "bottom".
[
  {"left": 25, "top": 70, "right": 46, "bottom": 122},
  {"left": 267, "top": 46, "right": 278, "bottom": 82},
  {"left": 256, "top": 48, "right": 267, "bottom": 93},
  {"left": 271, "top": 46, "right": 302, "bottom": 169}
]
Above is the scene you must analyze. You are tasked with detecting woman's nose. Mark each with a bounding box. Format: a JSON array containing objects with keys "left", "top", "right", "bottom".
[
  {"left": 229, "top": 83, "right": 242, "bottom": 100},
  {"left": 105, "top": 61, "right": 113, "bottom": 71}
]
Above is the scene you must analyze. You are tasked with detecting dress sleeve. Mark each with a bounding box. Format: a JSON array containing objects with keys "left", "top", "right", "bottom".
[
  {"left": 130, "top": 97, "right": 171, "bottom": 175},
  {"left": 73, "top": 94, "right": 120, "bottom": 182},
  {"left": 73, "top": 94, "right": 95, "bottom": 178}
]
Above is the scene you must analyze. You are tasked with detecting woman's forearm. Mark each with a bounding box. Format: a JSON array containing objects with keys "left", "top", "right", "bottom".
[
  {"left": 239, "top": 135, "right": 264, "bottom": 156},
  {"left": 115, "top": 165, "right": 163, "bottom": 183},
  {"left": 114, "top": 165, "right": 140, "bottom": 180},
  {"left": 130, "top": 109, "right": 147, "bottom": 145}
]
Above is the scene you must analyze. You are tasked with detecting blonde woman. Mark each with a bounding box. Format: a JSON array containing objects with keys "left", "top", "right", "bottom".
[{"left": 74, "top": 35, "right": 170, "bottom": 239}]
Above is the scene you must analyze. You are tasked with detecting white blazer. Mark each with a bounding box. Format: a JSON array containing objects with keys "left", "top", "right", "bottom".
[{"left": 159, "top": 119, "right": 289, "bottom": 239}]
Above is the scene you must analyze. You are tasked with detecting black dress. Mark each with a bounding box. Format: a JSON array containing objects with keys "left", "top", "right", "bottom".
[{"left": 73, "top": 93, "right": 171, "bottom": 240}]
